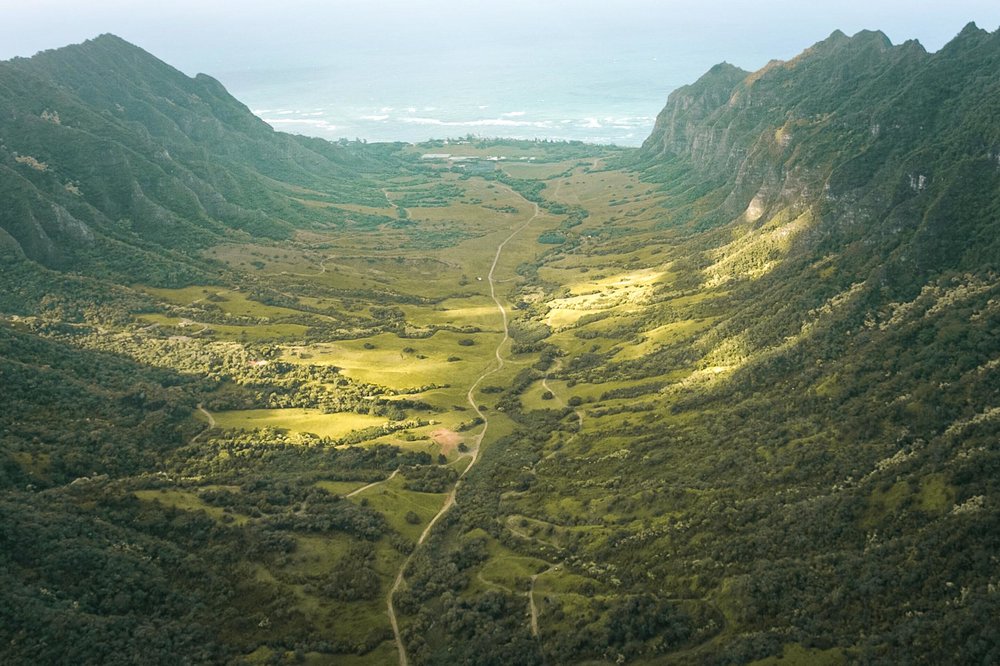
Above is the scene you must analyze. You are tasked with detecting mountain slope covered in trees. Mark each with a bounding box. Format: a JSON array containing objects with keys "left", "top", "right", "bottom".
[{"left": 0, "top": 34, "right": 402, "bottom": 282}]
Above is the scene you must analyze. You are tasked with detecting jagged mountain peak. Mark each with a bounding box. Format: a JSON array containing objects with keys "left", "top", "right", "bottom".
[
  {"left": 682, "top": 61, "right": 749, "bottom": 100},
  {"left": 704, "top": 61, "right": 748, "bottom": 77},
  {"left": 850, "top": 28, "right": 893, "bottom": 47},
  {"left": 804, "top": 27, "right": 892, "bottom": 51},
  {"left": 639, "top": 21, "right": 1000, "bottom": 168},
  {"left": 22, "top": 32, "right": 179, "bottom": 76},
  {"left": 638, "top": 19, "right": 1000, "bottom": 292},
  {"left": 83, "top": 32, "right": 135, "bottom": 48},
  {"left": 940, "top": 20, "right": 993, "bottom": 52},
  {"left": 956, "top": 20, "right": 986, "bottom": 38},
  {"left": 794, "top": 27, "right": 896, "bottom": 66}
]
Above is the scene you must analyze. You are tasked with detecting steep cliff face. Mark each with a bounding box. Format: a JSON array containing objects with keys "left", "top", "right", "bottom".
[
  {"left": 639, "top": 29, "right": 927, "bottom": 171},
  {"left": 638, "top": 61, "right": 748, "bottom": 165},
  {"left": 639, "top": 24, "right": 1000, "bottom": 287}
]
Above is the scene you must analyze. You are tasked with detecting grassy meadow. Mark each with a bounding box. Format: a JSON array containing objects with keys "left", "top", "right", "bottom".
[{"left": 109, "top": 148, "right": 754, "bottom": 664}]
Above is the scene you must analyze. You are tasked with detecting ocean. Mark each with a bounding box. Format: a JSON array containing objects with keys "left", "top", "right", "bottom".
[
  {"left": 8, "top": 2, "right": 996, "bottom": 148},
  {"left": 212, "top": 40, "right": 700, "bottom": 147}
]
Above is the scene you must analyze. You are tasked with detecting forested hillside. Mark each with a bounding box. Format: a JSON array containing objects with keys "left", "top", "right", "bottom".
[{"left": 0, "top": 34, "right": 402, "bottom": 282}]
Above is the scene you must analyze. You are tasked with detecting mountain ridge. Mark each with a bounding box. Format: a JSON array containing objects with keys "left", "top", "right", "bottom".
[
  {"left": 0, "top": 34, "right": 402, "bottom": 279},
  {"left": 639, "top": 23, "right": 1000, "bottom": 288}
]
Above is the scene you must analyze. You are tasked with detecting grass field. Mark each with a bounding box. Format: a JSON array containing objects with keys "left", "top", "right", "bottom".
[
  {"left": 501, "top": 162, "right": 574, "bottom": 179},
  {"left": 282, "top": 330, "right": 504, "bottom": 390},
  {"left": 315, "top": 480, "right": 369, "bottom": 496},
  {"left": 478, "top": 554, "right": 548, "bottom": 590},
  {"left": 209, "top": 408, "right": 389, "bottom": 440},
  {"left": 134, "top": 489, "right": 249, "bottom": 525},
  {"left": 118, "top": 160, "right": 742, "bottom": 663},
  {"left": 347, "top": 473, "right": 449, "bottom": 542},
  {"left": 139, "top": 285, "right": 305, "bottom": 319}
]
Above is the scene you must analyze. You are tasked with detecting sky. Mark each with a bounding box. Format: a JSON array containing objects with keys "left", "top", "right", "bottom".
[
  {"left": 2, "top": 1, "right": 999, "bottom": 145},
  {"left": 4, "top": 0, "right": 999, "bottom": 67}
]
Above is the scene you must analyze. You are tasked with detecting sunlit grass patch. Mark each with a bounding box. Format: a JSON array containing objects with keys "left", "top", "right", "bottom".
[
  {"left": 521, "top": 380, "right": 568, "bottom": 412},
  {"left": 289, "top": 254, "right": 466, "bottom": 299},
  {"left": 210, "top": 408, "right": 389, "bottom": 440},
  {"left": 543, "top": 267, "right": 667, "bottom": 329},
  {"left": 206, "top": 243, "right": 325, "bottom": 277},
  {"left": 308, "top": 598, "right": 394, "bottom": 661},
  {"left": 522, "top": 377, "right": 651, "bottom": 408},
  {"left": 533, "top": 567, "right": 608, "bottom": 597},
  {"left": 281, "top": 330, "right": 504, "bottom": 390},
  {"left": 315, "top": 642, "right": 399, "bottom": 665},
  {"left": 315, "top": 480, "right": 368, "bottom": 496},
  {"left": 140, "top": 285, "right": 305, "bottom": 319},
  {"left": 347, "top": 474, "right": 448, "bottom": 542},
  {"left": 502, "top": 161, "right": 575, "bottom": 179},
  {"left": 613, "top": 318, "right": 717, "bottom": 361},
  {"left": 919, "top": 473, "right": 956, "bottom": 512},
  {"left": 704, "top": 208, "right": 814, "bottom": 286},
  {"left": 368, "top": 432, "right": 441, "bottom": 459},
  {"left": 398, "top": 298, "right": 502, "bottom": 331},
  {"left": 505, "top": 514, "right": 579, "bottom": 548},
  {"left": 479, "top": 554, "right": 549, "bottom": 591},
  {"left": 563, "top": 266, "right": 667, "bottom": 298},
  {"left": 135, "top": 488, "right": 249, "bottom": 525},
  {"left": 284, "top": 534, "right": 355, "bottom": 577},
  {"left": 329, "top": 202, "right": 396, "bottom": 216}
]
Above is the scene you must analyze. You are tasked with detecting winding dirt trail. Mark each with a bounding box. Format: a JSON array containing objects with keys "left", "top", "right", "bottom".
[
  {"left": 345, "top": 469, "right": 400, "bottom": 498},
  {"left": 189, "top": 403, "right": 216, "bottom": 444},
  {"left": 386, "top": 198, "right": 541, "bottom": 666},
  {"left": 528, "top": 564, "right": 559, "bottom": 637},
  {"left": 506, "top": 368, "right": 584, "bottom": 632},
  {"left": 279, "top": 254, "right": 329, "bottom": 278},
  {"left": 382, "top": 187, "right": 399, "bottom": 212}
]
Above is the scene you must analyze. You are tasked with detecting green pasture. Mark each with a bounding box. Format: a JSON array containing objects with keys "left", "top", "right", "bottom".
[
  {"left": 280, "top": 330, "right": 504, "bottom": 391},
  {"left": 347, "top": 473, "right": 449, "bottom": 542},
  {"left": 209, "top": 408, "right": 389, "bottom": 441}
]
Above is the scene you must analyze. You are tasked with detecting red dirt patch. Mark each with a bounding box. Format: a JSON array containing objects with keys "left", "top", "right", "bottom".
[{"left": 431, "top": 428, "right": 463, "bottom": 456}]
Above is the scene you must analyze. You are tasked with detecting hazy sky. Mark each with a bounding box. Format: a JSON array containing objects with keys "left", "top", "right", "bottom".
[
  {"left": 3, "top": 0, "right": 999, "bottom": 70},
  {"left": 2, "top": 1, "right": 999, "bottom": 144}
]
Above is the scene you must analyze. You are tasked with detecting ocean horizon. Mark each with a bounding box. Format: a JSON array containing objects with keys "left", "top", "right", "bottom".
[
  {"left": 213, "top": 41, "right": 695, "bottom": 147},
  {"left": 6, "top": 2, "right": 996, "bottom": 148}
]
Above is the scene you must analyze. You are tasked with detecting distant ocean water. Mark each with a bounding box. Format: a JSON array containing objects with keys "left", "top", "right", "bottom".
[{"left": 214, "top": 42, "right": 694, "bottom": 147}]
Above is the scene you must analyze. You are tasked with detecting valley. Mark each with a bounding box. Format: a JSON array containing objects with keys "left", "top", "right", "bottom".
[{"left": 3, "top": 26, "right": 1000, "bottom": 666}]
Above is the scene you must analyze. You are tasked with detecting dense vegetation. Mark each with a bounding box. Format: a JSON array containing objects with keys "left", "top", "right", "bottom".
[
  {"left": 400, "top": 24, "right": 1000, "bottom": 666},
  {"left": 2, "top": 25, "right": 999, "bottom": 666}
]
